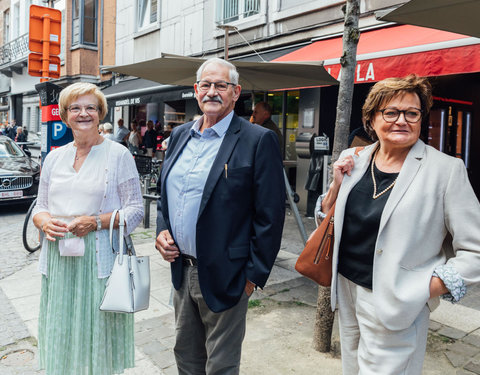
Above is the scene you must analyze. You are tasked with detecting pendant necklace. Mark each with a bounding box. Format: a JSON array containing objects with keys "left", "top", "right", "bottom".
[
  {"left": 371, "top": 149, "right": 398, "bottom": 199},
  {"left": 75, "top": 137, "right": 101, "bottom": 161}
]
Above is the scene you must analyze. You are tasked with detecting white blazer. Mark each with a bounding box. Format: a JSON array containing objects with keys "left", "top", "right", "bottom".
[{"left": 330, "top": 139, "right": 480, "bottom": 330}]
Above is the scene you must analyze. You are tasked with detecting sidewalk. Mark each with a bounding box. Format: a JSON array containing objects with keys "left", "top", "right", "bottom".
[{"left": 2, "top": 207, "right": 480, "bottom": 374}]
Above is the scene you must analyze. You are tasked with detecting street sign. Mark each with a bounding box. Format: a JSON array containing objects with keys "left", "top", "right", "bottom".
[
  {"left": 28, "top": 5, "right": 61, "bottom": 55},
  {"left": 35, "top": 82, "right": 73, "bottom": 160},
  {"left": 28, "top": 53, "right": 60, "bottom": 78}
]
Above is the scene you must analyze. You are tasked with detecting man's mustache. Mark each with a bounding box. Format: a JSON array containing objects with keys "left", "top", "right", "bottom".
[{"left": 202, "top": 95, "right": 223, "bottom": 104}]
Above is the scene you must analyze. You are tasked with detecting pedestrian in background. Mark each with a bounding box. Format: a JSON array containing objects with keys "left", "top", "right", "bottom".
[
  {"left": 251, "top": 101, "right": 283, "bottom": 154},
  {"left": 113, "top": 118, "right": 129, "bottom": 147},
  {"left": 32, "top": 82, "right": 143, "bottom": 375},
  {"left": 103, "top": 122, "right": 114, "bottom": 140},
  {"left": 155, "top": 57, "right": 285, "bottom": 374},
  {"left": 128, "top": 121, "right": 142, "bottom": 154},
  {"left": 142, "top": 120, "right": 157, "bottom": 157},
  {"left": 316, "top": 74, "right": 480, "bottom": 374}
]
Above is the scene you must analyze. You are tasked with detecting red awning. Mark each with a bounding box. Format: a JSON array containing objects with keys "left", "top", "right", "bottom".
[{"left": 275, "top": 25, "right": 480, "bottom": 83}]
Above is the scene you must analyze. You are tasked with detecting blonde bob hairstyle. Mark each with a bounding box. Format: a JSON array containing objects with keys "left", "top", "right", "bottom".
[
  {"left": 58, "top": 82, "right": 108, "bottom": 124},
  {"left": 362, "top": 74, "right": 433, "bottom": 141}
]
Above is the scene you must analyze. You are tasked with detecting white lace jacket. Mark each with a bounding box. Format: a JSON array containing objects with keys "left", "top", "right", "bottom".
[{"left": 33, "top": 139, "right": 144, "bottom": 278}]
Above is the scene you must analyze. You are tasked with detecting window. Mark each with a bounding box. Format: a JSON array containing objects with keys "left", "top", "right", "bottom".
[
  {"left": 25, "top": 0, "right": 32, "bottom": 33},
  {"left": 217, "top": 0, "right": 260, "bottom": 24},
  {"left": 72, "top": 0, "right": 97, "bottom": 46},
  {"left": 3, "top": 9, "right": 10, "bottom": 43},
  {"left": 13, "top": 3, "right": 19, "bottom": 39},
  {"left": 137, "top": 0, "right": 158, "bottom": 31}
]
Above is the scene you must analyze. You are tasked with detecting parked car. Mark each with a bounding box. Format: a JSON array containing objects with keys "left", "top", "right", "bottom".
[{"left": 0, "top": 135, "right": 40, "bottom": 204}]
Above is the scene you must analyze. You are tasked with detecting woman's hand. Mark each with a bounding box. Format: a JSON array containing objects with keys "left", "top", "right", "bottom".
[
  {"left": 67, "top": 216, "right": 96, "bottom": 237},
  {"left": 429, "top": 276, "right": 448, "bottom": 299},
  {"left": 42, "top": 218, "right": 69, "bottom": 242},
  {"left": 155, "top": 230, "right": 179, "bottom": 262},
  {"left": 332, "top": 155, "right": 355, "bottom": 189},
  {"left": 321, "top": 155, "right": 355, "bottom": 214}
]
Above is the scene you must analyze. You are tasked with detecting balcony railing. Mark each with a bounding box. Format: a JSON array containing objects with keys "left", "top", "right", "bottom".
[{"left": 0, "top": 33, "right": 29, "bottom": 67}]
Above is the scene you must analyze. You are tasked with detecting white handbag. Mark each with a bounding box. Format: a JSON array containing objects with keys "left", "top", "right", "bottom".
[{"left": 99, "top": 209, "right": 150, "bottom": 313}]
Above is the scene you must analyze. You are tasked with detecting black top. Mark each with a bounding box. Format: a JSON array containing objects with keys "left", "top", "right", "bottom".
[{"left": 338, "top": 158, "right": 399, "bottom": 289}]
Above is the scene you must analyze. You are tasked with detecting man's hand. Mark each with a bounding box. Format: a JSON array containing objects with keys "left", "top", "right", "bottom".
[
  {"left": 245, "top": 280, "right": 255, "bottom": 296},
  {"left": 155, "top": 229, "right": 179, "bottom": 262}
]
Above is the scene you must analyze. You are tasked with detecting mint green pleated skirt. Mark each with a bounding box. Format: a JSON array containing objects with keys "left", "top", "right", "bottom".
[{"left": 38, "top": 232, "right": 135, "bottom": 375}]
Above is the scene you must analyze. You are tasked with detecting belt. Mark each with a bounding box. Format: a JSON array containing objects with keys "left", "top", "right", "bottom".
[{"left": 182, "top": 254, "right": 198, "bottom": 267}]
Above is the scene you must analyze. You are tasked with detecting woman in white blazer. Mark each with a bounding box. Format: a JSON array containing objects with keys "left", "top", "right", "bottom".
[{"left": 316, "top": 75, "right": 480, "bottom": 375}]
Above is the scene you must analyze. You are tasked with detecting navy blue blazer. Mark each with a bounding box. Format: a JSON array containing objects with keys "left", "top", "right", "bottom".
[{"left": 156, "top": 114, "right": 285, "bottom": 312}]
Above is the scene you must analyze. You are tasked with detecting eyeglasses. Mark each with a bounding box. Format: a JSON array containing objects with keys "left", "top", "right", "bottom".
[
  {"left": 379, "top": 108, "right": 422, "bottom": 123},
  {"left": 67, "top": 104, "right": 99, "bottom": 114},
  {"left": 196, "top": 80, "right": 236, "bottom": 92}
]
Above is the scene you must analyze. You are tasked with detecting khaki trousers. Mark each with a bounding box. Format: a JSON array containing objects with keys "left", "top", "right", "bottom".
[
  {"left": 173, "top": 265, "right": 250, "bottom": 375},
  {"left": 337, "top": 273, "right": 430, "bottom": 375}
]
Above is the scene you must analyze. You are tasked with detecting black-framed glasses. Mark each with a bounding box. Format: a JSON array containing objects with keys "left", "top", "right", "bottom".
[
  {"left": 67, "top": 104, "right": 99, "bottom": 114},
  {"left": 196, "top": 80, "right": 236, "bottom": 92},
  {"left": 379, "top": 108, "right": 422, "bottom": 123}
]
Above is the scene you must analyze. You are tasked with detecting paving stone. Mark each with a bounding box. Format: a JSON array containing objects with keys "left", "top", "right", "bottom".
[
  {"left": 438, "top": 327, "right": 468, "bottom": 340},
  {"left": 465, "top": 358, "right": 480, "bottom": 374},
  {"left": 457, "top": 370, "right": 477, "bottom": 375},
  {"left": 464, "top": 334, "right": 480, "bottom": 348},
  {"left": 149, "top": 349, "right": 176, "bottom": 369},
  {"left": 163, "top": 364, "right": 178, "bottom": 375},
  {"left": 445, "top": 350, "right": 469, "bottom": 367},
  {"left": 140, "top": 340, "right": 169, "bottom": 356},
  {"left": 429, "top": 320, "right": 443, "bottom": 332},
  {"left": 449, "top": 341, "right": 480, "bottom": 357}
]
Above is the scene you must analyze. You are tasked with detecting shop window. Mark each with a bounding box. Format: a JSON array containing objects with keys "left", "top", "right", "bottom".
[
  {"left": 137, "top": 0, "right": 159, "bottom": 31},
  {"left": 164, "top": 101, "right": 185, "bottom": 127},
  {"left": 217, "top": 0, "right": 260, "bottom": 24},
  {"left": 72, "top": 0, "right": 97, "bottom": 46}
]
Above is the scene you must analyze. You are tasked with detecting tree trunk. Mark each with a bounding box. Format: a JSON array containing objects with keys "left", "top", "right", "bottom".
[{"left": 312, "top": 0, "right": 360, "bottom": 353}]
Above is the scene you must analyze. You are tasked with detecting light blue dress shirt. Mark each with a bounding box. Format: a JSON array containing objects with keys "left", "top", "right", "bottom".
[{"left": 166, "top": 111, "right": 234, "bottom": 258}]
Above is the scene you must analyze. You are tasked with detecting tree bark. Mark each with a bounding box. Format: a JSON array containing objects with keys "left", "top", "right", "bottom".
[{"left": 312, "top": 0, "right": 360, "bottom": 353}]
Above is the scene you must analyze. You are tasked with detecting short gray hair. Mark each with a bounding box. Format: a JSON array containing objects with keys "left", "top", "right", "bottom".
[{"left": 196, "top": 57, "right": 239, "bottom": 85}]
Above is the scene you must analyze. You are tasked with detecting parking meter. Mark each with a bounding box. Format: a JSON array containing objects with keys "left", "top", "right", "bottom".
[{"left": 35, "top": 81, "right": 73, "bottom": 162}]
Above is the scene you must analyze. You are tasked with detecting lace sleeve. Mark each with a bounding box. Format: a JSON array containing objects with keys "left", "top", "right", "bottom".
[
  {"left": 314, "top": 193, "right": 328, "bottom": 226},
  {"left": 118, "top": 177, "right": 144, "bottom": 235},
  {"left": 433, "top": 264, "right": 467, "bottom": 303},
  {"left": 32, "top": 154, "right": 53, "bottom": 218}
]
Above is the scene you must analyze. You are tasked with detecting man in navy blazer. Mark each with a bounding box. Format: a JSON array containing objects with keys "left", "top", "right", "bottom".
[{"left": 155, "top": 57, "right": 285, "bottom": 374}]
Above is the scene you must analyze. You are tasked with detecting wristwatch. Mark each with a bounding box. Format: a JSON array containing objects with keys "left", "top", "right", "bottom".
[{"left": 95, "top": 216, "right": 102, "bottom": 231}]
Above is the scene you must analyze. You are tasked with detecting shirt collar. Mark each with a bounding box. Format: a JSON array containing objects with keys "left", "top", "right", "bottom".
[{"left": 190, "top": 111, "right": 234, "bottom": 137}]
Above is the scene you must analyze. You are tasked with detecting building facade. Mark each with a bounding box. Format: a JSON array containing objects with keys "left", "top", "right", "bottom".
[{"left": 0, "top": 0, "right": 116, "bottom": 135}]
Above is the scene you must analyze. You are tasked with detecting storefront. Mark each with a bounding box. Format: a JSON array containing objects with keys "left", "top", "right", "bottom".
[
  {"left": 102, "top": 78, "right": 199, "bottom": 134},
  {"left": 276, "top": 24, "right": 480, "bottom": 199}
]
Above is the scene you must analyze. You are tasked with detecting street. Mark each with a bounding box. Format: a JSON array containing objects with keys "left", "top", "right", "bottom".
[{"left": 0, "top": 202, "right": 40, "bottom": 281}]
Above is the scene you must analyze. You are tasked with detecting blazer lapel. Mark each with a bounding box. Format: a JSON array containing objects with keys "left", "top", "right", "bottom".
[
  {"left": 197, "top": 115, "right": 241, "bottom": 219},
  {"left": 378, "top": 139, "right": 426, "bottom": 234}
]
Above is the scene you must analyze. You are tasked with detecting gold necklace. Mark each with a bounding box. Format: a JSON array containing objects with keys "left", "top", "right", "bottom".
[
  {"left": 74, "top": 137, "right": 101, "bottom": 161},
  {"left": 371, "top": 150, "right": 398, "bottom": 199}
]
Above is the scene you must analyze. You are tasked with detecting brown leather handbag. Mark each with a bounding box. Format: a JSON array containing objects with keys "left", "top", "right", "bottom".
[{"left": 295, "top": 202, "right": 336, "bottom": 286}]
